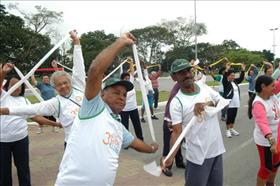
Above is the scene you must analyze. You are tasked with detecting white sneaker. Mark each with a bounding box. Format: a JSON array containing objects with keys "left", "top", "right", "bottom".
[
  {"left": 36, "top": 127, "right": 43, "bottom": 134},
  {"left": 52, "top": 127, "right": 59, "bottom": 133},
  {"left": 225, "top": 130, "right": 232, "bottom": 138},
  {"left": 230, "top": 128, "right": 240, "bottom": 136}
]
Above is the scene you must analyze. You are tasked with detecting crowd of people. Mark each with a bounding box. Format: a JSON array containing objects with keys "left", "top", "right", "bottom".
[{"left": 0, "top": 31, "right": 279, "bottom": 186}]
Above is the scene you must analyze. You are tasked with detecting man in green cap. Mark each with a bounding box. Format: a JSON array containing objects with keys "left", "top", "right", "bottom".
[
  {"left": 163, "top": 58, "right": 226, "bottom": 186},
  {"left": 55, "top": 33, "right": 159, "bottom": 186}
]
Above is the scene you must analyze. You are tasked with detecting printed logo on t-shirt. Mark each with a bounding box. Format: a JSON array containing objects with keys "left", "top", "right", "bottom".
[
  {"left": 102, "top": 131, "right": 121, "bottom": 153},
  {"left": 70, "top": 107, "right": 80, "bottom": 119},
  {"left": 272, "top": 100, "right": 280, "bottom": 120},
  {"left": 75, "top": 96, "right": 82, "bottom": 102}
]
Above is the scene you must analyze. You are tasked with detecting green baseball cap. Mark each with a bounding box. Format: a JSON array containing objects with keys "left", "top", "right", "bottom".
[
  {"left": 103, "top": 78, "right": 134, "bottom": 91},
  {"left": 170, "top": 59, "right": 192, "bottom": 74}
]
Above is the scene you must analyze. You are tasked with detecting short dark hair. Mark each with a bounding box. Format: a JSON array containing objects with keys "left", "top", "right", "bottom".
[
  {"left": 264, "top": 64, "right": 272, "bottom": 74},
  {"left": 248, "top": 75, "right": 274, "bottom": 119},
  {"left": 4, "top": 75, "right": 26, "bottom": 96},
  {"left": 120, "top": 72, "right": 130, "bottom": 80},
  {"left": 227, "top": 69, "right": 235, "bottom": 74},
  {"left": 218, "top": 67, "right": 226, "bottom": 75}
]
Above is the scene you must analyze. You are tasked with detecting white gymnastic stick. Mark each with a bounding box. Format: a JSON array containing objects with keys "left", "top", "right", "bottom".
[
  {"left": 1, "top": 34, "right": 70, "bottom": 102},
  {"left": 163, "top": 117, "right": 197, "bottom": 164},
  {"left": 102, "top": 59, "right": 128, "bottom": 82},
  {"left": 132, "top": 44, "right": 156, "bottom": 142},
  {"left": 14, "top": 67, "right": 44, "bottom": 102},
  {"left": 163, "top": 97, "right": 230, "bottom": 165},
  {"left": 57, "top": 62, "right": 73, "bottom": 72}
]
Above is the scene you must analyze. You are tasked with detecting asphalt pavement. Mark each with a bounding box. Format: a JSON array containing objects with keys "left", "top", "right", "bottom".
[{"left": 17, "top": 78, "right": 279, "bottom": 186}]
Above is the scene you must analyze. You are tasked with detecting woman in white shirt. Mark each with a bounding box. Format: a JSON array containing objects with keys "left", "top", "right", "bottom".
[
  {"left": 222, "top": 63, "right": 245, "bottom": 138},
  {"left": 0, "top": 63, "right": 60, "bottom": 186},
  {"left": 120, "top": 59, "right": 144, "bottom": 140},
  {"left": 140, "top": 63, "right": 159, "bottom": 122}
]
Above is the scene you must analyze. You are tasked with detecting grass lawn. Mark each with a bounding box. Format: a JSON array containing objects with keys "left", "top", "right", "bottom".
[
  {"left": 135, "top": 90, "right": 169, "bottom": 105},
  {"left": 26, "top": 80, "right": 236, "bottom": 105},
  {"left": 26, "top": 91, "right": 170, "bottom": 106}
]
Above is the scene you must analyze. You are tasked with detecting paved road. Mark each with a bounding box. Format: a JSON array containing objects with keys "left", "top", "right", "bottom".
[{"left": 16, "top": 82, "right": 279, "bottom": 186}]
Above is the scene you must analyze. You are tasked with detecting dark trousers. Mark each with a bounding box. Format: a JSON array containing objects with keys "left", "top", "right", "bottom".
[
  {"left": 120, "top": 109, "right": 144, "bottom": 140},
  {"left": 185, "top": 154, "right": 223, "bottom": 186},
  {"left": 248, "top": 91, "right": 256, "bottom": 99},
  {"left": 221, "top": 106, "right": 227, "bottom": 119},
  {"left": 0, "top": 136, "right": 31, "bottom": 186},
  {"left": 153, "top": 88, "right": 159, "bottom": 109},
  {"left": 226, "top": 107, "right": 238, "bottom": 125},
  {"left": 162, "top": 120, "right": 184, "bottom": 166}
]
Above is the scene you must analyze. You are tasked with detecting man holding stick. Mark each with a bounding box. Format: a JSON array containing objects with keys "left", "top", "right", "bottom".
[
  {"left": 163, "top": 59, "right": 226, "bottom": 186},
  {"left": 55, "top": 32, "right": 158, "bottom": 186}
]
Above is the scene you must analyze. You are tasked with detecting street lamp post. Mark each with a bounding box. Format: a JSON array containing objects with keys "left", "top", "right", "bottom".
[
  {"left": 194, "top": 0, "right": 197, "bottom": 60},
  {"left": 269, "top": 27, "right": 278, "bottom": 57}
]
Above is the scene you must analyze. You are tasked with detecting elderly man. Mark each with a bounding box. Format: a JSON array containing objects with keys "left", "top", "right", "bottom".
[
  {"left": 31, "top": 72, "right": 57, "bottom": 134},
  {"left": 163, "top": 59, "right": 225, "bottom": 186},
  {"left": 54, "top": 33, "right": 159, "bottom": 186},
  {"left": 0, "top": 30, "right": 85, "bottom": 148}
]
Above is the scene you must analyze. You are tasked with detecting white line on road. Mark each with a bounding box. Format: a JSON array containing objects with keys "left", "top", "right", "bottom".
[{"left": 224, "top": 138, "right": 254, "bottom": 160}]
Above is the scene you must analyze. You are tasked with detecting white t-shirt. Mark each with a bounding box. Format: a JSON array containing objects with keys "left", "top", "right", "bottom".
[
  {"left": 218, "top": 76, "right": 224, "bottom": 93},
  {"left": 169, "top": 82, "right": 225, "bottom": 165},
  {"left": 228, "top": 82, "right": 240, "bottom": 108},
  {"left": 9, "top": 45, "right": 86, "bottom": 143},
  {"left": 0, "top": 90, "right": 30, "bottom": 142},
  {"left": 253, "top": 95, "right": 279, "bottom": 146},
  {"left": 123, "top": 74, "right": 137, "bottom": 111},
  {"left": 143, "top": 69, "right": 154, "bottom": 95},
  {"left": 55, "top": 96, "right": 134, "bottom": 186}
]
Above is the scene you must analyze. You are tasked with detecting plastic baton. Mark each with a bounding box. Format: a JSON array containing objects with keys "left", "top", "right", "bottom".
[
  {"left": 132, "top": 44, "right": 156, "bottom": 142},
  {"left": 1, "top": 33, "right": 70, "bottom": 102}
]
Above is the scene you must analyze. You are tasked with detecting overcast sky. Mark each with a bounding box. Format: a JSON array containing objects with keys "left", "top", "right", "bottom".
[{"left": 2, "top": 0, "right": 280, "bottom": 58}]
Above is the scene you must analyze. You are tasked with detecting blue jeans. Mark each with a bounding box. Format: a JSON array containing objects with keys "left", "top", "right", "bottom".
[{"left": 0, "top": 136, "right": 31, "bottom": 186}]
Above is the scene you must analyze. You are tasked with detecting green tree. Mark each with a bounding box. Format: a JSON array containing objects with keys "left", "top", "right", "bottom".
[
  {"left": 8, "top": 3, "right": 63, "bottom": 67},
  {"left": 260, "top": 49, "right": 274, "bottom": 62},
  {"left": 224, "top": 49, "right": 266, "bottom": 67},
  {"left": 159, "top": 17, "right": 207, "bottom": 48},
  {"left": 0, "top": 5, "right": 57, "bottom": 72},
  {"left": 79, "top": 30, "right": 117, "bottom": 71},
  {"left": 221, "top": 39, "right": 240, "bottom": 50},
  {"left": 130, "top": 26, "right": 174, "bottom": 64},
  {"left": 8, "top": 3, "right": 63, "bottom": 35}
]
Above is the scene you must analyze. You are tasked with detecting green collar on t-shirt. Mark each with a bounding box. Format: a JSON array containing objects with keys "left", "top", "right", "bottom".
[{"left": 180, "top": 83, "right": 200, "bottom": 96}]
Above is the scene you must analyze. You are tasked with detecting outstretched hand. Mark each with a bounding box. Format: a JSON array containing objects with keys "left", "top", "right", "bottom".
[
  {"left": 69, "top": 30, "right": 80, "bottom": 45},
  {"left": 241, "top": 63, "right": 246, "bottom": 71},
  {"left": 119, "top": 32, "right": 136, "bottom": 46}
]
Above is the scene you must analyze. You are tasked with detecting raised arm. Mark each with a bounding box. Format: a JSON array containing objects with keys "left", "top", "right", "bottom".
[
  {"left": 85, "top": 33, "right": 136, "bottom": 100},
  {"left": 263, "top": 60, "right": 273, "bottom": 69},
  {"left": 30, "top": 74, "right": 38, "bottom": 86},
  {"left": 127, "top": 57, "right": 135, "bottom": 76},
  {"left": 70, "top": 30, "right": 86, "bottom": 91},
  {"left": 0, "top": 63, "right": 14, "bottom": 94},
  {"left": 235, "top": 63, "right": 246, "bottom": 84},
  {"left": 222, "top": 62, "right": 231, "bottom": 87}
]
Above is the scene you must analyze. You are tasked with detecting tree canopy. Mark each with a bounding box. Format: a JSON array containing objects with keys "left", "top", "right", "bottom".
[{"left": 1, "top": 4, "right": 277, "bottom": 75}]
